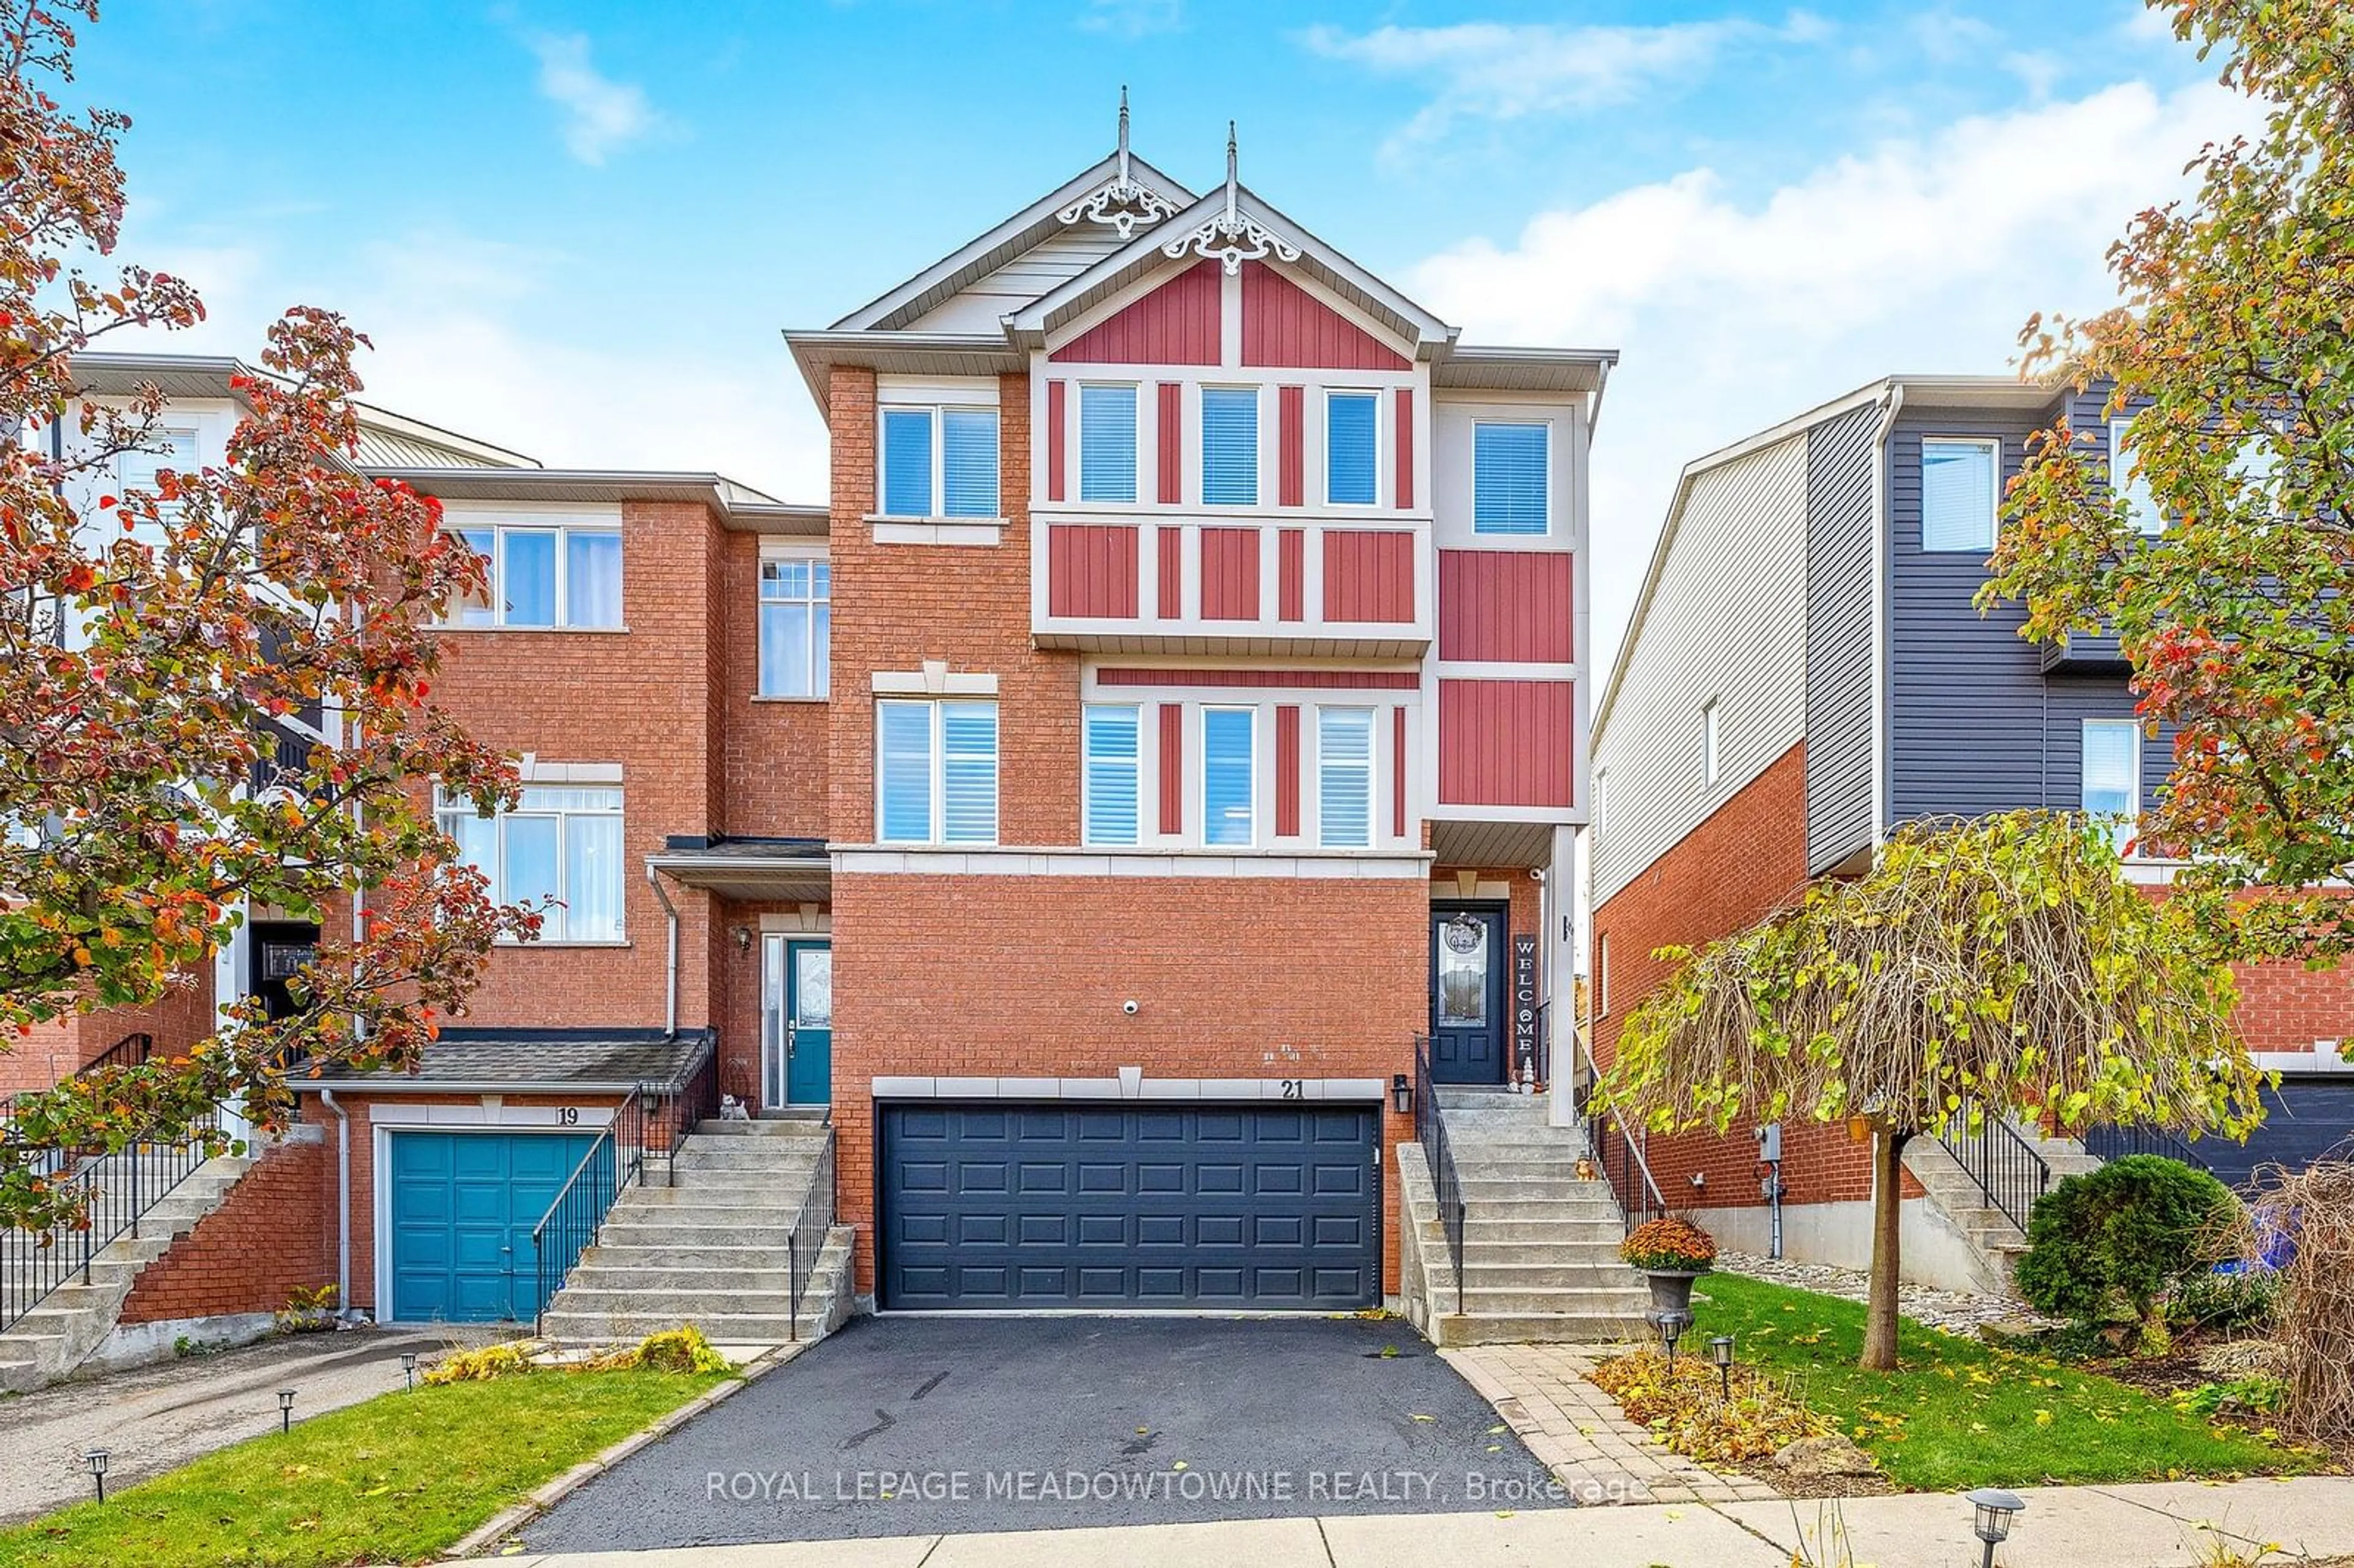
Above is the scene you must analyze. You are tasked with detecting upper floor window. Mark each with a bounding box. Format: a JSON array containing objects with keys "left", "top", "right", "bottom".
[
  {"left": 115, "top": 426, "right": 199, "bottom": 504},
  {"left": 437, "top": 783, "right": 623, "bottom": 942},
  {"left": 1317, "top": 707, "right": 1373, "bottom": 848},
  {"left": 1702, "top": 698, "right": 1722, "bottom": 785},
  {"left": 880, "top": 406, "right": 1000, "bottom": 519},
  {"left": 1201, "top": 388, "right": 1259, "bottom": 507},
  {"left": 1079, "top": 385, "right": 1138, "bottom": 504},
  {"left": 1592, "top": 769, "right": 1609, "bottom": 837},
  {"left": 1327, "top": 392, "right": 1379, "bottom": 506},
  {"left": 1202, "top": 706, "right": 1256, "bottom": 845},
  {"left": 1083, "top": 703, "right": 1141, "bottom": 846},
  {"left": 446, "top": 522, "right": 622, "bottom": 630},
  {"left": 877, "top": 699, "right": 998, "bottom": 845},
  {"left": 1920, "top": 437, "right": 2000, "bottom": 552},
  {"left": 2110, "top": 417, "right": 2163, "bottom": 535},
  {"left": 758, "top": 557, "right": 830, "bottom": 698},
  {"left": 1472, "top": 421, "right": 1549, "bottom": 535},
  {"left": 2082, "top": 719, "right": 2140, "bottom": 850}
]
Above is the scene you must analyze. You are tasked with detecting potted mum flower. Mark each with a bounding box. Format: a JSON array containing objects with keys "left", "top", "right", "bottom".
[{"left": 1620, "top": 1215, "right": 1718, "bottom": 1315}]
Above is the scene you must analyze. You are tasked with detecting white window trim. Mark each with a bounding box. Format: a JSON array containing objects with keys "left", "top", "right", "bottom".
[
  {"left": 757, "top": 555, "right": 831, "bottom": 701},
  {"left": 1082, "top": 702, "right": 1142, "bottom": 848},
  {"left": 2081, "top": 717, "right": 2143, "bottom": 850},
  {"left": 1919, "top": 435, "right": 2002, "bottom": 554},
  {"left": 1471, "top": 418, "right": 1553, "bottom": 537},
  {"left": 1200, "top": 704, "right": 1257, "bottom": 847},
  {"left": 439, "top": 519, "right": 625, "bottom": 633},
  {"left": 1702, "top": 698, "right": 1722, "bottom": 786},
  {"left": 874, "top": 698, "right": 1000, "bottom": 847},
  {"left": 1199, "top": 385, "right": 1262, "bottom": 509},
  {"left": 1078, "top": 382, "right": 1142, "bottom": 506},
  {"left": 1324, "top": 389, "right": 1383, "bottom": 509},
  {"left": 877, "top": 404, "right": 1003, "bottom": 522},
  {"left": 1592, "top": 768, "right": 1609, "bottom": 838}
]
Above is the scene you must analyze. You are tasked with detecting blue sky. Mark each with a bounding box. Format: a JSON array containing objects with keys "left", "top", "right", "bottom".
[{"left": 86, "top": 0, "right": 2243, "bottom": 671}]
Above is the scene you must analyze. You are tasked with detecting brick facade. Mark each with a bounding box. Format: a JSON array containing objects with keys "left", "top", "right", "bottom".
[
  {"left": 116, "top": 1132, "right": 333, "bottom": 1324},
  {"left": 4, "top": 972, "right": 216, "bottom": 1097}
]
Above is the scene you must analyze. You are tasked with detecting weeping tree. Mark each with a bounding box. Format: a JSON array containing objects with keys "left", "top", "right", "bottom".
[{"left": 1595, "top": 812, "right": 2270, "bottom": 1371}]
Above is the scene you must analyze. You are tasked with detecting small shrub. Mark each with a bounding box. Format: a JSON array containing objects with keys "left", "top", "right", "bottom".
[
  {"left": 1621, "top": 1215, "right": 1718, "bottom": 1273},
  {"left": 2014, "top": 1155, "right": 2237, "bottom": 1349},
  {"left": 275, "top": 1283, "right": 339, "bottom": 1334},
  {"left": 626, "top": 1325, "right": 732, "bottom": 1375},
  {"left": 1590, "top": 1347, "right": 1827, "bottom": 1462},
  {"left": 422, "top": 1341, "right": 538, "bottom": 1385},
  {"left": 2169, "top": 1268, "right": 2280, "bottom": 1333},
  {"left": 2172, "top": 1376, "right": 2287, "bottom": 1419}
]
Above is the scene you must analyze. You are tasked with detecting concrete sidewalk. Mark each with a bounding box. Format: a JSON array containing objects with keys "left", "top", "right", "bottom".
[{"left": 481, "top": 1475, "right": 2354, "bottom": 1567}]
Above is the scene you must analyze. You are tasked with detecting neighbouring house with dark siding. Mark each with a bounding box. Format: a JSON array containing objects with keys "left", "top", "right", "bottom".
[{"left": 1588, "top": 374, "right": 2353, "bottom": 1295}]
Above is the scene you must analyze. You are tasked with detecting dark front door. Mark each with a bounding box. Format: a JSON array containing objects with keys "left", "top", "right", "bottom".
[
  {"left": 878, "top": 1103, "right": 1380, "bottom": 1311},
  {"left": 1429, "top": 905, "right": 1507, "bottom": 1084}
]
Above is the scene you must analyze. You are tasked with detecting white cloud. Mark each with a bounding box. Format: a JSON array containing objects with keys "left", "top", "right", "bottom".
[
  {"left": 1300, "top": 13, "right": 1830, "bottom": 145},
  {"left": 525, "top": 31, "right": 660, "bottom": 166},
  {"left": 1408, "top": 77, "right": 2256, "bottom": 680}
]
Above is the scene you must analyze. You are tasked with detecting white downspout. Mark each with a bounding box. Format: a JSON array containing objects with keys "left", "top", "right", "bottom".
[
  {"left": 320, "top": 1087, "right": 352, "bottom": 1322},
  {"left": 647, "top": 863, "right": 679, "bottom": 1040}
]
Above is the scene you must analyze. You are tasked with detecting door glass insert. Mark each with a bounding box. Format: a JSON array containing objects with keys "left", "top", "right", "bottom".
[
  {"left": 794, "top": 946, "right": 832, "bottom": 1029},
  {"left": 761, "top": 936, "right": 787, "bottom": 1110},
  {"left": 1436, "top": 913, "right": 1490, "bottom": 1027}
]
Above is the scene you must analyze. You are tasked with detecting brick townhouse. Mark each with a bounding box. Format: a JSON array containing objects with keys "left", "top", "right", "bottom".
[
  {"left": 9, "top": 115, "right": 1610, "bottom": 1355},
  {"left": 1587, "top": 375, "right": 2354, "bottom": 1295}
]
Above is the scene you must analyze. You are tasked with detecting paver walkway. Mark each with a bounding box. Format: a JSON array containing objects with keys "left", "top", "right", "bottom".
[{"left": 1442, "top": 1342, "right": 1780, "bottom": 1504}]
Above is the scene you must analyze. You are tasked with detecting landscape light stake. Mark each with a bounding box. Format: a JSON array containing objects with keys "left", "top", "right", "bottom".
[
  {"left": 278, "top": 1390, "right": 295, "bottom": 1434},
  {"left": 400, "top": 1352, "right": 418, "bottom": 1391},
  {"left": 1965, "top": 1488, "right": 2025, "bottom": 1568},
  {"left": 1654, "top": 1309, "right": 1691, "bottom": 1365},
  {"left": 1709, "top": 1334, "right": 1736, "bottom": 1400},
  {"left": 85, "top": 1448, "right": 109, "bottom": 1504}
]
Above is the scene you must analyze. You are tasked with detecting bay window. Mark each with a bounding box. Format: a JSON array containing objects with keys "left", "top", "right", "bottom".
[
  {"left": 436, "top": 784, "right": 624, "bottom": 942},
  {"left": 1472, "top": 421, "right": 1548, "bottom": 535},
  {"left": 877, "top": 699, "right": 999, "bottom": 845}
]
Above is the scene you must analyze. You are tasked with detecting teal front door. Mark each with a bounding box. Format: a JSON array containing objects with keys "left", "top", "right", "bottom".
[
  {"left": 386, "top": 1130, "right": 603, "bottom": 1323},
  {"left": 764, "top": 937, "right": 832, "bottom": 1108}
]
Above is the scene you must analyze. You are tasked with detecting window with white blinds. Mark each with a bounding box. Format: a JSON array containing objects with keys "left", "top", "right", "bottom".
[
  {"left": 2082, "top": 719, "right": 2140, "bottom": 850},
  {"left": 1202, "top": 388, "right": 1259, "bottom": 507},
  {"left": 1079, "top": 385, "right": 1138, "bottom": 503},
  {"left": 876, "top": 699, "right": 999, "bottom": 845},
  {"left": 1083, "top": 704, "right": 1141, "bottom": 845},
  {"left": 1921, "top": 437, "right": 1999, "bottom": 552},
  {"left": 1202, "top": 706, "right": 1255, "bottom": 845},
  {"left": 1327, "top": 392, "right": 1378, "bottom": 506},
  {"left": 1317, "top": 707, "right": 1373, "bottom": 848},
  {"left": 1472, "top": 421, "right": 1549, "bottom": 534},
  {"left": 879, "top": 405, "right": 999, "bottom": 518}
]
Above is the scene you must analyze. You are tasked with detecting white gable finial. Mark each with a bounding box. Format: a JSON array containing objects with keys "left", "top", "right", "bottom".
[
  {"left": 1057, "top": 85, "right": 1178, "bottom": 238},
  {"left": 1162, "top": 115, "right": 1299, "bottom": 276}
]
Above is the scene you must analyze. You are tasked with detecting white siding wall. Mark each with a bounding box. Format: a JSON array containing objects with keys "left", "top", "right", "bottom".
[
  {"left": 1590, "top": 433, "right": 1810, "bottom": 906},
  {"left": 906, "top": 226, "right": 1140, "bottom": 333}
]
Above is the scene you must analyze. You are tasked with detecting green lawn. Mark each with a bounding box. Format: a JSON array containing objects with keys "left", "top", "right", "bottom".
[
  {"left": 0, "top": 1368, "right": 728, "bottom": 1568},
  {"left": 1688, "top": 1271, "right": 2325, "bottom": 1491}
]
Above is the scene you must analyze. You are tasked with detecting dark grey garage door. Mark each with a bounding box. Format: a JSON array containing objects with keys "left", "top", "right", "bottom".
[{"left": 879, "top": 1103, "right": 1380, "bottom": 1311}]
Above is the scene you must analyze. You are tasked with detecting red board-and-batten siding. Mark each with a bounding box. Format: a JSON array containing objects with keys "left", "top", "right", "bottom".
[
  {"left": 1046, "top": 525, "right": 1138, "bottom": 618},
  {"left": 1278, "top": 386, "right": 1305, "bottom": 508},
  {"left": 1050, "top": 261, "right": 1222, "bottom": 365},
  {"left": 1155, "top": 526, "right": 1183, "bottom": 618},
  {"left": 1439, "top": 679, "right": 1575, "bottom": 808},
  {"left": 1278, "top": 530, "right": 1306, "bottom": 622},
  {"left": 1275, "top": 706, "right": 1301, "bottom": 836},
  {"left": 1241, "top": 263, "right": 1410, "bottom": 372},
  {"left": 1200, "top": 527, "right": 1260, "bottom": 620},
  {"left": 1323, "top": 531, "right": 1417, "bottom": 623},
  {"left": 1156, "top": 383, "right": 1183, "bottom": 505},
  {"left": 1158, "top": 704, "right": 1184, "bottom": 835},
  {"left": 1438, "top": 551, "right": 1574, "bottom": 664}
]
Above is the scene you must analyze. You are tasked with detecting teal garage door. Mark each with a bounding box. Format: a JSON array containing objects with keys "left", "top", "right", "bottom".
[{"left": 386, "top": 1131, "right": 604, "bottom": 1323}]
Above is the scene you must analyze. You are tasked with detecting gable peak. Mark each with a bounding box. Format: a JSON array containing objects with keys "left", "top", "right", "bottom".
[
  {"left": 1055, "top": 88, "right": 1183, "bottom": 240},
  {"left": 1159, "top": 121, "right": 1300, "bottom": 277}
]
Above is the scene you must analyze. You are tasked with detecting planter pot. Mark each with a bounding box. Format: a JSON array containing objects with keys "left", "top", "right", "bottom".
[{"left": 1642, "top": 1269, "right": 1706, "bottom": 1315}]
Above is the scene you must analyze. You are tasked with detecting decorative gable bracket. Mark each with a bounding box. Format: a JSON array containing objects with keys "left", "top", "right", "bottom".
[
  {"left": 1057, "top": 89, "right": 1181, "bottom": 239},
  {"left": 1160, "top": 123, "right": 1300, "bottom": 277}
]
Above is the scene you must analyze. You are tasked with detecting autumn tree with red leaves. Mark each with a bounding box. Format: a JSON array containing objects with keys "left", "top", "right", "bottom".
[
  {"left": 1987, "top": 0, "right": 2354, "bottom": 980},
  {"left": 0, "top": 1, "right": 535, "bottom": 1228}
]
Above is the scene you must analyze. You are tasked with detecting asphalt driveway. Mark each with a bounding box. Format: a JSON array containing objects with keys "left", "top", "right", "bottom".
[{"left": 519, "top": 1315, "right": 1567, "bottom": 1548}]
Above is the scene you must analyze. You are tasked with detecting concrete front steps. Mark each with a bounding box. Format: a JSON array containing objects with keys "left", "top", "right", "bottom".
[
  {"left": 538, "top": 1119, "right": 853, "bottom": 1349},
  {"left": 1904, "top": 1124, "right": 2101, "bottom": 1296},
  {"left": 1400, "top": 1090, "right": 1652, "bottom": 1348},
  {"left": 0, "top": 1147, "right": 254, "bottom": 1393}
]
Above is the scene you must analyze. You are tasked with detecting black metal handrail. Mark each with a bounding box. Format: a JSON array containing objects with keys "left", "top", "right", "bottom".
[
  {"left": 641, "top": 1035, "right": 720, "bottom": 1186},
  {"left": 782, "top": 1136, "right": 832, "bottom": 1344},
  {"left": 1412, "top": 1034, "right": 1466, "bottom": 1317},
  {"left": 2082, "top": 1123, "right": 2211, "bottom": 1173},
  {"left": 531, "top": 1087, "right": 641, "bottom": 1336},
  {"left": 2, "top": 1032, "right": 155, "bottom": 1128},
  {"left": 1583, "top": 1103, "right": 1669, "bottom": 1236},
  {"left": 1934, "top": 1105, "right": 2051, "bottom": 1234},
  {"left": 1, "top": 1091, "right": 219, "bottom": 1336}
]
